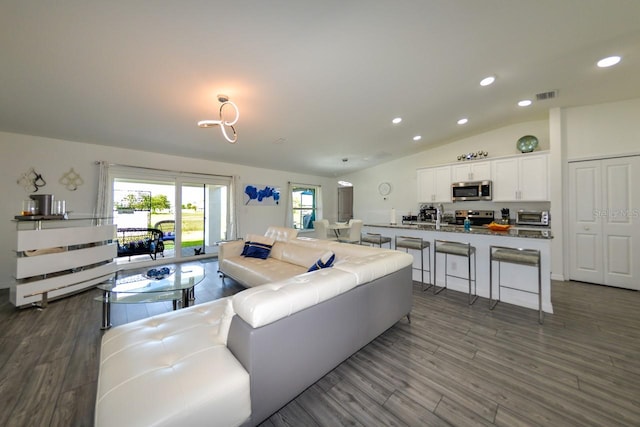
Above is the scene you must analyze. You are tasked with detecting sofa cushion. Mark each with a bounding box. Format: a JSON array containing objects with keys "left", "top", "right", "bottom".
[
  {"left": 232, "top": 268, "right": 358, "bottom": 328},
  {"left": 96, "top": 297, "right": 250, "bottom": 427},
  {"left": 280, "top": 244, "right": 333, "bottom": 269},
  {"left": 333, "top": 251, "right": 414, "bottom": 285},
  {"left": 264, "top": 226, "right": 299, "bottom": 242},
  {"left": 308, "top": 251, "right": 335, "bottom": 272},
  {"left": 220, "top": 256, "right": 308, "bottom": 288}
]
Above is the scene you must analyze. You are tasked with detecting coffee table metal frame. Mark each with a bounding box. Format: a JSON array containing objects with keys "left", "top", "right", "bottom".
[{"left": 96, "top": 265, "right": 205, "bottom": 329}]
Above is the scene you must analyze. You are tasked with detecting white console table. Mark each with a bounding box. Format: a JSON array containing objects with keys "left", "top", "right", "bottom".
[{"left": 11, "top": 217, "right": 117, "bottom": 308}]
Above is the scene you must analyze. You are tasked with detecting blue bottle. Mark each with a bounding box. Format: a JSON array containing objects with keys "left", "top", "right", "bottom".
[{"left": 464, "top": 217, "right": 471, "bottom": 231}]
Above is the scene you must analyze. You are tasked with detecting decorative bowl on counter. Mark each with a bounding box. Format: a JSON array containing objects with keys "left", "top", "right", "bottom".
[{"left": 486, "top": 222, "right": 511, "bottom": 231}]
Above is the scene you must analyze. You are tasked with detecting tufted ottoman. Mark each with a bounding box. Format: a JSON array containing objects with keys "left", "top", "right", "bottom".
[{"left": 95, "top": 297, "right": 251, "bottom": 427}]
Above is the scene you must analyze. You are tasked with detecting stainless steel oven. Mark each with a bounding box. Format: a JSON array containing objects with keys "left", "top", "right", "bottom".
[
  {"left": 451, "top": 181, "right": 492, "bottom": 201},
  {"left": 516, "top": 210, "right": 550, "bottom": 226}
]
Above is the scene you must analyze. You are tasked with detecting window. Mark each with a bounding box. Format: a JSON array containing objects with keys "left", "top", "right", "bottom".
[{"left": 291, "top": 186, "right": 317, "bottom": 229}]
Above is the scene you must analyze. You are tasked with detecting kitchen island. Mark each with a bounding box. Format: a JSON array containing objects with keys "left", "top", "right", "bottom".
[{"left": 364, "top": 223, "right": 553, "bottom": 314}]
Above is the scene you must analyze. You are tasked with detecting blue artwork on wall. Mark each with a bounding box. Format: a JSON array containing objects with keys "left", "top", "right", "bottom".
[{"left": 244, "top": 184, "right": 280, "bottom": 205}]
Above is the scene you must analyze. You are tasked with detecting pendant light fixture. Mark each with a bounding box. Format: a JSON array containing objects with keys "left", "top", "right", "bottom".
[{"left": 198, "top": 94, "right": 239, "bottom": 143}]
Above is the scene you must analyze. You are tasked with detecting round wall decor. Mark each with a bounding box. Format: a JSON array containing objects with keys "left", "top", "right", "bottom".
[{"left": 378, "top": 182, "right": 392, "bottom": 196}]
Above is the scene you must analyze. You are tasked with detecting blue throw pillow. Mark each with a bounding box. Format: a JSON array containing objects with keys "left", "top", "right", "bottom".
[
  {"left": 242, "top": 234, "right": 275, "bottom": 259},
  {"left": 244, "top": 242, "right": 273, "bottom": 259},
  {"left": 308, "top": 251, "right": 335, "bottom": 272}
]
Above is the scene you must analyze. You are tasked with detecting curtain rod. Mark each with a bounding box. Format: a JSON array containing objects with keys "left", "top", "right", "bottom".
[
  {"left": 95, "top": 161, "right": 232, "bottom": 179},
  {"left": 288, "top": 181, "right": 322, "bottom": 188}
]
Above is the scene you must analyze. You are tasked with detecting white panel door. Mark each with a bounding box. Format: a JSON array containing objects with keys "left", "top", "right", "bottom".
[
  {"left": 569, "top": 161, "right": 603, "bottom": 284},
  {"left": 601, "top": 157, "right": 639, "bottom": 289},
  {"left": 569, "top": 156, "right": 639, "bottom": 289}
]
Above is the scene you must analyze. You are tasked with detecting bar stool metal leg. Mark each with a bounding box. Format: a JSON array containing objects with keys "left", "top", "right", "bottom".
[
  {"left": 434, "top": 240, "right": 476, "bottom": 304},
  {"left": 395, "top": 236, "right": 431, "bottom": 291},
  {"left": 489, "top": 245, "right": 543, "bottom": 324},
  {"left": 469, "top": 249, "right": 478, "bottom": 305}
]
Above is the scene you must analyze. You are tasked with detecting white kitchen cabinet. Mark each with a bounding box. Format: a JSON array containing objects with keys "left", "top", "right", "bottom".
[
  {"left": 452, "top": 161, "right": 491, "bottom": 182},
  {"left": 491, "top": 153, "right": 549, "bottom": 201},
  {"left": 11, "top": 217, "right": 117, "bottom": 307},
  {"left": 417, "top": 165, "right": 451, "bottom": 203}
]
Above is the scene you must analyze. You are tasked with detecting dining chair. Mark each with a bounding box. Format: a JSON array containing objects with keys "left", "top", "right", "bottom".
[
  {"left": 338, "top": 219, "right": 362, "bottom": 244},
  {"left": 312, "top": 219, "right": 336, "bottom": 240}
]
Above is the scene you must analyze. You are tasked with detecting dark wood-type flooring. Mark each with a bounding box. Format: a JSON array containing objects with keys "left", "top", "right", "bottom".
[{"left": 1, "top": 259, "right": 639, "bottom": 426}]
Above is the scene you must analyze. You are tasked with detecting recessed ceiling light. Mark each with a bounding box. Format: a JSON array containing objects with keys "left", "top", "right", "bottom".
[
  {"left": 413, "top": 135, "right": 422, "bottom": 141},
  {"left": 480, "top": 76, "right": 496, "bottom": 86},
  {"left": 457, "top": 118, "right": 468, "bottom": 125},
  {"left": 597, "top": 55, "right": 621, "bottom": 68},
  {"left": 518, "top": 99, "right": 533, "bottom": 107},
  {"left": 392, "top": 117, "right": 402, "bottom": 124}
]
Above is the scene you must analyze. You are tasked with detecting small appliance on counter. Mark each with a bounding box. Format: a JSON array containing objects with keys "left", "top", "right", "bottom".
[
  {"left": 402, "top": 215, "right": 418, "bottom": 224},
  {"left": 419, "top": 204, "right": 438, "bottom": 222},
  {"left": 516, "top": 210, "right": 550, "bottom": 226},
  {"left": 500, "top": 208, "right": 510, "bottom": 224},
  {"left": 454, "top": 210, "right": 495, "bottom": 226}
]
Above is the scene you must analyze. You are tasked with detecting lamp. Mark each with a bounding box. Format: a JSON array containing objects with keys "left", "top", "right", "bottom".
[{"left": 198, "top": 94, "right": 239, "bottom": 143}]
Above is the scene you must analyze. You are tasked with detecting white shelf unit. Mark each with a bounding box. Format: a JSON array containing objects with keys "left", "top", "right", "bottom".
[{"left": 11, "top": 217, "right": 117, "bottom": 307}]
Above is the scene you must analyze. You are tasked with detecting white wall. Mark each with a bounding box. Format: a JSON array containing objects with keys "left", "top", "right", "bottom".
[
  {"left": 564, "top": 97, "right": 640, "bottom": 160},
  {"left": 0, "top": 131, "right": 337, "bottom": 288}
]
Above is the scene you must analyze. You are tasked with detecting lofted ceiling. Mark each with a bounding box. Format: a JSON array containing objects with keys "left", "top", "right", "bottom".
[{"left": 1, "top": 0, "right": 640, "bottom": 177}]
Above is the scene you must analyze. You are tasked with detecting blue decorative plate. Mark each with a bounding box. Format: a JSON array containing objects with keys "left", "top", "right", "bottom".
[
  {"left": 517, "top": 135, "right": 538, "bottom": 153},
  {"left": 145, "top": 267, "right": 173, "bottom": 280}
]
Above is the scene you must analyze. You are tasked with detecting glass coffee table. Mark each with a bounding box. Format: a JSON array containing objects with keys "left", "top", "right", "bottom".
[{"left": 96, "top": 265, "right": 205, "bottom": 329}]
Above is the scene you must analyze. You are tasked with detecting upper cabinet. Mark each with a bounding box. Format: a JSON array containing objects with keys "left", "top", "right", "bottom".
[
  {"left": 491, "top": 153, "right": 549, "bottom": 201},
  {"left": 417, "top": 165, "right": 451, "bottom": 203},
  {"left": 451, "top": 161, "right": 491, "bottom": 182}
]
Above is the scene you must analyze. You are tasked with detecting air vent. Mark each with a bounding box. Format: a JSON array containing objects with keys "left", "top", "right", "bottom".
[{"left": 536, "top": 90, "right": 558, "bottom": 101}]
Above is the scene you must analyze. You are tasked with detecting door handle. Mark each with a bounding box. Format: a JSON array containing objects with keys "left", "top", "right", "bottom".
[{"left": 584, "top": 226, "right": 590, "bottom": 231}]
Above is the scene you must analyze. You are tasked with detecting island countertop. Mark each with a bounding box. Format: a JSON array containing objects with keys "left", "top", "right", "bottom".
[
  {"left": 364, "top": 222, "right": 553, "bottom": 239},
  {"left": 362, "top": 222, "right": 553, "bottom": 314}
]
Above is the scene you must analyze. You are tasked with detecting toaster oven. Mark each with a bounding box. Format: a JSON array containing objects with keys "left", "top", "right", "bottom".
[{"left": 516, "top": 210, "right": 550, "bottom": 226}]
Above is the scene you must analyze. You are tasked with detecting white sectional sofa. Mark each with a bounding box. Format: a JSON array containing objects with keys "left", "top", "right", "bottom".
[{"left": 95, "top": 227, "right": 414, "bottom": 427}]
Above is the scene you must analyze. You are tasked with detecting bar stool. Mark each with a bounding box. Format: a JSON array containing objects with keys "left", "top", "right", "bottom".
[
  {"left": 489, "top": 245, "right": 543, "bottom": 324},
  {"left": 433, "top": 239, "right": 478, "bottom": 305},
  {"left": 395, "top": 236, "right": 431, "bottom": 291},
  {"left": 361, "top": 232, "right": 392, "bottom": 248}
]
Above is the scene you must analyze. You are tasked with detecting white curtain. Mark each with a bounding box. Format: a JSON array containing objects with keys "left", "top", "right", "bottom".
[
  {"left": 94, "top": 161, "right": 111, "bottom": 221},
  {"left": 230, "top": 175, "right": 241, "bottom": 239},
  {"left": 284, "top": 182, "right": 294, "bottom": 227}
]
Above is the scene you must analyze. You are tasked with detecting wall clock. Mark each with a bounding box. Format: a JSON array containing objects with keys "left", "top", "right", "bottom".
[{"left": 378, "top": 182, "right": 392, "bottom": 197}]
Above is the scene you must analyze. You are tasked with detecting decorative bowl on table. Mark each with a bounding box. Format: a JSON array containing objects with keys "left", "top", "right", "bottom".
[
  {"left": 145, "top": 267, "right": 173, "bottom": 280},
  {"left": 486, "top": 222, "right": 511, "bottom": 231}
]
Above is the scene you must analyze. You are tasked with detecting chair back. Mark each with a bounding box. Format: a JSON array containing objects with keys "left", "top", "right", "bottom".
[
  {"left": 313, "top": 219, "right": 331, "bottom": 239},
  {"left": 154, "top": 220, "right": 176, "bottom": 242},
  {"left": 345, "top": 219, "right": 363, "bottom": 242}
]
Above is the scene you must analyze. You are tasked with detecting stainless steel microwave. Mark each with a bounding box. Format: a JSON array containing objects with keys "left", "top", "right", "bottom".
[{"left": 451, "top": 181, "right": 492, "bottom": 201}]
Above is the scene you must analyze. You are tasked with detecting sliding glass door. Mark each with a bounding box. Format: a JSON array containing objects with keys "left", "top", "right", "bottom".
[
  {"left": 110, "top": 166, "right": 231, "bottom": 265},
  {"left": 179, "top": 180, "right": 228, "bottom": 257}
]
